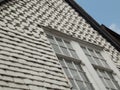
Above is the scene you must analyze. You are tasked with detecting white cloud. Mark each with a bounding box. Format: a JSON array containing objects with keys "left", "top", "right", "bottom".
[{"left": 109, "top": 24, "right": 120, "bottom": 34}]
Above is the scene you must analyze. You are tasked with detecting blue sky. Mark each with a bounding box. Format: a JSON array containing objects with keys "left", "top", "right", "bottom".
[{"left": 76, "top": 0, "right": 120, "bottom": 34}]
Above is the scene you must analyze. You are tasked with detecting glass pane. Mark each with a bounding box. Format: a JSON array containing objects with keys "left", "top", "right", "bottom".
[
  {"left": 63, "top": 67, "right": 72, "bottom": 78},
  {"left": 93, "top": 57, "right": 103, "bottom": 66},
  {"left": 69, "top": 79, "right": 77, "bottom": 90},
  {"left": 64, "top": 40, "right": 73, "bottom": 49},
  {"left": 96, "top": 51, "right": 104, "bottom": 59},
  {"left": 79, "top": 72, "right": 89, "bottom": 82},
  {"left": 96, "top": 70, "right": 101, "bottom": 77},
  {"left": 52, "top": 44, "right": 61, "bottom": 53},
  {"left": 76, "top": 80, "right": 86, "bottom": 90},
  {"left": 101, "top": 78, "right": 108, "bottom": 87},
  {"left": 55, "top": 37, "right": 64, "bottom": 46},
  {"left": 74, "top": 63, "right": 82, "bottom": 71},
  {"left": 88, "top": 49, "right": 97, "bottom": 57},
  {"left": 59, "top": 59, "right": 66, "bottom": 67},
  {"left": 100, "top": 70, "right": 108, "bottom": 78},
  {"left": 101, "top": 60, "right": 109, "bottom": 68},
  {"left": 81, "top": 46, "right": 89, "bottom": 54},
  {"left": 86, "top": 83, "right": 94, "bottom": 90},
  {"left": 60, "top": 46, "right": 70, "bottom": 56},
  {"left": 112, "top": 80, "right": 120, "bottom": 90},
  {"left": 87, "top": 55, "right": 96, "bottom": 65},
  {"left": 58, "top": 57, "right": 63, "bottom": 60},
  {"left": 70, "top": 69, "right": 81, "bottom": 80},
  {"left": 111, "top": 89, "right": 116, "bottom": 90},
  {"left": 70, "top": 49, "right": 79, "bottom": 59},
  {"left": 47, "top": 34, "right": 56, "bottom": 44},
  {"left": 105, "top": 79, "right": 116, "bottom": 89},
  {"left": 107, "top": 72, "right": 120, "bottom": 89},
  {"left": 66, "top": 61, "right": 75, "bottom": 69},
  {"left": 107, "top": 72, "right": 114, "bottom": 79}
]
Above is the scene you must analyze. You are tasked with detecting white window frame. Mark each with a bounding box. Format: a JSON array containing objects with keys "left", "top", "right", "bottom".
[
  {"left": 71, "top": 41, "right": 106, "bottom": 90},
  {"left": 59, "top": 58, "right": 87, "bottom": 90},
  {"left": 46, "top": 34, "right": 95, "bottom": 90},
  {"left": 44, "top": 27, "right": 95, "bottom": 90},
  {"left": 77, "top": 42, "right": 120, "bottom": 90},
  {"left": 102, "top": 51, "right": 120, "bottom": 87},
  {"left": 43, "top": 26, "right": 120, "bottom": 90}
]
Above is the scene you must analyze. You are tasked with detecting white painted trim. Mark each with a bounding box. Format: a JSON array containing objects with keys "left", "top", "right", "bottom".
[
  {"left": 43, "top": 26, "right": 103, "bottom": 50},
  {"left": 45, "top": 28, "right": 120, "bottom": 90},
  {"left": 71, "top": 41, "right": 107, "bottom": 90},
  {"left": 101, "top": 51, "right": 120, "bottom": 86}
]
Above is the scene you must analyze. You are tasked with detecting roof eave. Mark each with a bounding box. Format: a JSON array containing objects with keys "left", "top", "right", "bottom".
[{"left": 65, "top": 0, "right": 120, "bottom": 52}]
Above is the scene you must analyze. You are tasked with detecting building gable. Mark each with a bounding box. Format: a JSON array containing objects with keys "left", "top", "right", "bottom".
[{"left": 0, "top": 0, "right": 120, "bottom": 90}]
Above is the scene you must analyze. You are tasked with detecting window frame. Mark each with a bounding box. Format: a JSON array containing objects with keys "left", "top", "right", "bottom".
[
  {"left": 80, "top": 45, "right": 120, "bottom": 90},
  {"left": 81, "top": 45, "right": 112, "bottom": 71},
  {"left": 43, "top": 26, "right": 120, "bottom": 90},
  {"left": 58, "top": 57, "right": 94, "bottom": 90},
  {"left": 45, "top": 29, "right": 95, "bottom": 90},
  {"left": 46, "top": 33, "right": 80, "bottom": 60}
]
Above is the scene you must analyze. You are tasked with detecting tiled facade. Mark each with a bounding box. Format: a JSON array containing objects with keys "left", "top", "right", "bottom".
[{"left": 0, "top": 0, "right": 120, "bottom": 90}]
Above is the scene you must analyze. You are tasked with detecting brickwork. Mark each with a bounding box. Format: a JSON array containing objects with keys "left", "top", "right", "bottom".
[{"left": 0, "top": 0, "right": 120, "bottom": 89}]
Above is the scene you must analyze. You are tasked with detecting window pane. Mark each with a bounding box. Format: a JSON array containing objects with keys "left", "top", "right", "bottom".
[
  {"left": 101, "top": 78, "right": 108, "bottom": 87},
  {"left": 74, "top": 63, "right": 82, "bottom": 71},
  {"left": 79, "top": 72, "right": 89, "bottom": 82},
  {"left": 60, "top": 46, "right": 70, "bottom": 56},
  {"left": 70, "top": 49, "right": 79, "bottom": 59},
  {"left": 76, "top": 80, "right": 86, "bottom": 90},
  {"left": 55, "top": 37, "right": 64, "bottom": 46},
  {"left": 88, "top": 49, "right": 97, "bottom": 57},
  {"left": 86, "top": 83, "right": 94, "bottom": 90},
  {"left": 112, "top": 80, "right": 120, "bottom": 90},
  {"left": 96, "top": 51, "right": 104, "bottom": 59},
  {"left": 96, "top": 70, "right": 101, "bottom": 77},
  {"left": 107, "top": 72, "right": 120, "bottom": 89},
  {"left": 52, "top": 44, "right": 61, "bottom": 53},
  {"left": 81, "top": 46, "right": 89, "bottom": 54},
  {"left": 47, "top": 34, "right": 56, "bottom": 44},
  {"left": 63, "top": 67, "right": 72, "bottom": 78},
  {"left": 59, "top": 59, "right": 66, "bottom": 67},
  {"left": 105, "top": 79, "right": 115, "bottom": 89},
  {"left": 70, "top": 69, "right": 81, "bottom": 80},
  {"left": 107, "top": 72, "right": 114, "bottom": 79},
  {"left": 100, "top": 70, "right": 108, "bottom": 78},
  {"left": 66, "top": 61, "right": 75, "bottom": 69},
  {"left": 101, "top": 60, "right": 109, "bottom": 68},
  {"left": 58, "top": 57, "right": 94, "bottom": 90},
  {"left": 93, "top": 57, "right": 103, "bottom": 66},
  {"left": 111, "top": 89, "right": 116, "bottom": 90},
  {"left": 86, "top": 55, "right": 96, "bottom": 65},
  {"left": 69, "top": 79, "right": 77, "bottom": 90},
  {"left": 64, "top": 40, "right": 73, "bottom": 49}
]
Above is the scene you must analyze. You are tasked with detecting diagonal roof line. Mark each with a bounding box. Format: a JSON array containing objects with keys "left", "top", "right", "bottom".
[{"left": 65, "top": 0, "right": 120, "bottom": 52}]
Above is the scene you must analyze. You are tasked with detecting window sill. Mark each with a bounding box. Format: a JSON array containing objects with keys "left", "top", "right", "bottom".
[
  {"left": 56, "top": 53, "right": 85, "bottom": 65},
  {"left": 93, "top": 64, "right": 113, "bottom": 72}
]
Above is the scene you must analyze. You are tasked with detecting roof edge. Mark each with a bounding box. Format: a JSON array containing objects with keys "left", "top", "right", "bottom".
[{"left": 65, "top": 0, "right": 120, "bottom": 52}]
